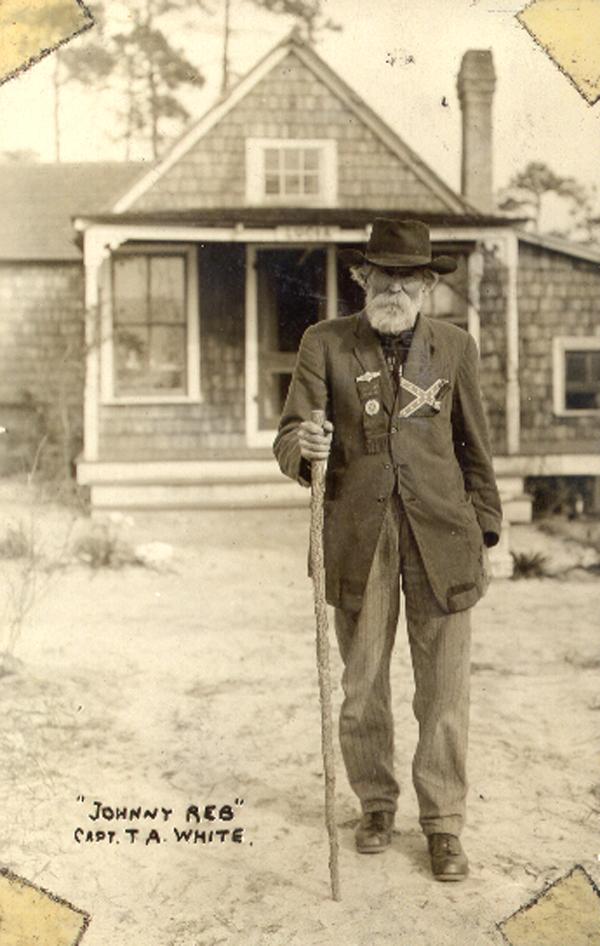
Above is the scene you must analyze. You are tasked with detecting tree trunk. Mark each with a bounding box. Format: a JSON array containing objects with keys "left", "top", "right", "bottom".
[
  {"left": 124, "top": 53, "right": 135, "bottom": 161},
  {"left": 148, "top": 62, "right": 159, "bottom": 159},
  {"left": 143, "top": 0, "right": 159, "bottom": 159},
  {"left": 52, "top": 53, "right": 61, "bottom": 162},
  {"left": 220, "top": 0, "right": 232, "bottom": 95},
  {"left": 534, "top": 192, "right": 542, "bottom": 232}
]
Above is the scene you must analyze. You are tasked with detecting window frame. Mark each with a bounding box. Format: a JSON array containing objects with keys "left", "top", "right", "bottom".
[
  {"left": 552, "top": 336, "right": 600, "bottom": 416},
  {"left": 245, "top": 138, "right": 337, "bottom": 206},
  {"left": 101, "top": 243, "right": 201, "bottom": 406}
]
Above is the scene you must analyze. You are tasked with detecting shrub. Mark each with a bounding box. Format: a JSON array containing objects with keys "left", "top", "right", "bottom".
[
  {"left": 73, "top": 514, "right": 136, "bottom": 569},
  {"left": 511, "top": 551, "right": 549, "bottom": 579},
  {"left": 0, "top": 521, "right": 35, "bottom": 560},
  {"left": 525, "top": 476, "right": 594, "bottom": 518}
]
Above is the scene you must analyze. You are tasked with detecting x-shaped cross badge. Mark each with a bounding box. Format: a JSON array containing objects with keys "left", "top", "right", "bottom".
[{"left": 397, "top": 377, "right": 449, "bottom": 418}]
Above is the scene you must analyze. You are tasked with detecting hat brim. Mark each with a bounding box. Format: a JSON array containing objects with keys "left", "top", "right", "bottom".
[{"left": 339, "top": 249, "right": 458, "bottom": 274}]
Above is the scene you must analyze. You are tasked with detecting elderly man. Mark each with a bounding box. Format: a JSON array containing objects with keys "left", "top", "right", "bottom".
[{"left": 273, "top": 218, "right": 502, "bottom": 881}]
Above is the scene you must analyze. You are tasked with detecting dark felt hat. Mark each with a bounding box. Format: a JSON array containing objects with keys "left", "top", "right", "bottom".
[{"left": 341, "top": 218, "right": 457, "bottom": 274}]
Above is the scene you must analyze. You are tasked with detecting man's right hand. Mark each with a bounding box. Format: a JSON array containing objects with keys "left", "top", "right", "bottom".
[{"left": 298, "top": 419, "right": 333, "bottom": 461}]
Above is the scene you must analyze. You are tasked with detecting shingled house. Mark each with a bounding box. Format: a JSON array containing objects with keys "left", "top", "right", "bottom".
[
  {"left": 1, "top": 35, "right": 599, "bottom": 561},
  {"left": 0, "top": 161, "right": 144, "bottom": 476}
]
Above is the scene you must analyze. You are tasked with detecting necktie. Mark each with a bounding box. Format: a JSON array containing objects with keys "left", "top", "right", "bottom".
[{"left": 376, "top": 330, "right": 414, "bottom": 390}]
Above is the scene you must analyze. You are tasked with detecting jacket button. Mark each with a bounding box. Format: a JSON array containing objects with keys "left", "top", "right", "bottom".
[
  {"left": 390, "top": 426, "right": 398, "bottom": 434},
  {"left": 377, "top": 496, "right": 385, "bottom": 503},
  {"left": 383, "top": 463, "right": 391, "bottom": 470}
]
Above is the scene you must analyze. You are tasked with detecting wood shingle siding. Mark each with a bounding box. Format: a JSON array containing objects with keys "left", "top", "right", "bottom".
[
  {"left": 0, "top": 262, "right": 85, "bottom": 472},
  {"left": 478, "top": 252, "right": 507, "bottom": 455},
  {"left": 130, "top": 53, "right": 453, "bottom": 214},
  {"left": 518, "top": 243, "right": 600, "bottom": 454},
  {"left": 0, "top": 262, "right": 84, "bottom": 403}
]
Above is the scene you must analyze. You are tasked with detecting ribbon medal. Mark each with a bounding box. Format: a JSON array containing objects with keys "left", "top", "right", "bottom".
[{"left": 356, "top": 371, "right": 386, "bottom": 454}]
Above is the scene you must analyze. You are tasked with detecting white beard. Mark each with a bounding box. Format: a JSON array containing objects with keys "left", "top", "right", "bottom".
[{"left": 365, "top": 289, "right": 420, "bottom": 335}]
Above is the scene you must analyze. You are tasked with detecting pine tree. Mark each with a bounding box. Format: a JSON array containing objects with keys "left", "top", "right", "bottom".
[
  {"left": 59, "top": 0, "right": 204, "bottom": 159},
  {"left": 497, "top": 161, "right": 591, "bottom": 237},
  {"left": 253, "top": 0, "right": 340, "bottom": 43},
  {"left": 52, "top": 0, "right": 341, "bottom": 159},
  {"left": 219, "top": 0, "right": 340, "bottom": 94}
]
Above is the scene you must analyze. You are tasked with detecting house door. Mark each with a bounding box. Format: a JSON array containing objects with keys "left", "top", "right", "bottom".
[{"left": 246, "top": 245, "right": 328, "bottom": 446}]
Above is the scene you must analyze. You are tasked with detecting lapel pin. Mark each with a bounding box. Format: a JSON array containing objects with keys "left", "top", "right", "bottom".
[{"left": 356, "top": 371, "right": 381, "bottom": 383}]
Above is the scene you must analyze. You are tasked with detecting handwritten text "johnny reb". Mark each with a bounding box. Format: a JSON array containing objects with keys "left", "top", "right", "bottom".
[{"left": 82, "top": 799, "right": 244, "bottom": 823}]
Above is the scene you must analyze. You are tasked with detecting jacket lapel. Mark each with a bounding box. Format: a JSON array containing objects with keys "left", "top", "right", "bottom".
[{"left": 353, "top": 311, "right": 395, "bottom": 415}]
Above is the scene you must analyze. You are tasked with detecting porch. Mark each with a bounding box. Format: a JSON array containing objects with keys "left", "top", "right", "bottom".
[{"left": 74, "top": 213, "right": 514, "bottom": 467}]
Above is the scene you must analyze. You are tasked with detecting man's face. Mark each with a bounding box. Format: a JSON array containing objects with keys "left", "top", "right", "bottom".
[{"left": 364, "top": 265, "right": 436, "bottom": 334}]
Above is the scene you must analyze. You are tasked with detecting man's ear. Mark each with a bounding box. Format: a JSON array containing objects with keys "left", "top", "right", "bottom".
[
  {"left": 349, "top": 263, "right": 372, "bottom": 291},
  {"left": 422, "top": 270, "right": 439, "bottom": 293}
]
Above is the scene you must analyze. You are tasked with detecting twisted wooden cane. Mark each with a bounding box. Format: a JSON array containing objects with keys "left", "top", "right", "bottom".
[{"left": 309, "top": 409, "right": 341, "bottom": 902}]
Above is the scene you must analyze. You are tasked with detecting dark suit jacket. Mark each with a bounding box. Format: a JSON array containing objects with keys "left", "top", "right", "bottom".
[{"left": 273, "top": 310, "right": 502, "bottom": 614}]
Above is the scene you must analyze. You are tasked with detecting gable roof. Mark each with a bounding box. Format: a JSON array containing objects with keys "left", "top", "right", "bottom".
[
  {"left": 517, "top": 228, "right": 600, "bottom": 265},
  {"left": 113, "top": 33, "right": 474, "bottom": 216},
  {"left": 0, "top": 162, "right": 147, "bottom": 261}
]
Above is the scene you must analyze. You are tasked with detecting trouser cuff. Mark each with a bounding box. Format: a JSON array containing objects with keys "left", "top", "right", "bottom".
[
  {"left": 420, "top": 817, "right": 464, "bottom": 837},
  {"left": 363, "top": 803, "right": 397, "bottom": 815}
]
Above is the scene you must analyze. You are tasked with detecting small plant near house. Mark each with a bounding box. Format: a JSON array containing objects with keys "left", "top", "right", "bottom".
[
  {"left": 73, "top": 515, "right": 175, "bottom": 571},
  {"left": 73, "top": 513, "right": 137, "bottom": 569},
  {"left": 526, "top": 475, "right": 594, "bottom": 519},
  {"left": 0, "top": 520, "right": 34, "bottom": 560},
  {"left": 510, "top": 551, "right": 549, "bottom": 579},
  {"left": 0, "top": 491, "right": 77, "bottom": 676}
]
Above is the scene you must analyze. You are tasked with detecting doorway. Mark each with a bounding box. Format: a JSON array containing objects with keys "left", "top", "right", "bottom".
[{"left": 246, "top": 245, "right": 328, "bottom": 445}]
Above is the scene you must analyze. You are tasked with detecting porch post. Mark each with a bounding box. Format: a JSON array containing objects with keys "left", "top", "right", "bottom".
[
  {"left": 83, "top": 230, "right": 104, "bottom": 462},
  {"left": 503, "top": 231, "right": 520, "bottom": 455},
  {"left": 245, "top": 244, "right": 259, "bottom": 445},
  {"left": 466, "top": 244, "right": 483, "bottom": 350}
]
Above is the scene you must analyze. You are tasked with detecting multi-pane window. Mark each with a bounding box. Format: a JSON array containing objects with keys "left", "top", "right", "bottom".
[
  {"left": 564, "top": 348, "right": 600, "bottom": 410},
  {"left": 553, "top": 337, "right": 600, "bottom": 414},
  {"left": 112, "top": 253, "right": 188, "bottom": 397},
  {"left": 264, "top": 146, "right": 320, "bottom": 197},
  {"left": 246, "top": 138, "right": 337, "bottom": 205}
]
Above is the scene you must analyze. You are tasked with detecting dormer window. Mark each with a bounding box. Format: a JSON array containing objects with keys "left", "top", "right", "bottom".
[{"left": 246, "top": 138, "right": 337, "bottom": 205}]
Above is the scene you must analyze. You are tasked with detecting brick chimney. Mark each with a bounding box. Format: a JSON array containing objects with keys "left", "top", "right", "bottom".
[{"left": 457, "top": 50, "right": 496, "bottom": 214}]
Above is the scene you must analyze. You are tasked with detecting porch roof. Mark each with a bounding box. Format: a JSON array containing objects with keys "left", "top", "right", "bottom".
[{"left": 74, "top": 207, "right": 519, "bottom": 233}]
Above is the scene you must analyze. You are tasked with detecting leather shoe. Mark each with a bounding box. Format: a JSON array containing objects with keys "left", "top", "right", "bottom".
[
  {"left": 355, "top": 811, "right": 394, "bottom": 854},
  {"left": 427, "top": 833, "right": 469, "bottom": 881}
]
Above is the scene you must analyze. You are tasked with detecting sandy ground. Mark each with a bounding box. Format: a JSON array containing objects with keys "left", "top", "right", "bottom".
[{"left": 0, "top": 482, "right": 599, "bottom": 946}]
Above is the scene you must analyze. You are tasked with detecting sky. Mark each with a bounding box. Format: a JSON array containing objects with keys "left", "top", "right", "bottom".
[{"left": 0, "top": 0, "right": 599, "bottom": 208}]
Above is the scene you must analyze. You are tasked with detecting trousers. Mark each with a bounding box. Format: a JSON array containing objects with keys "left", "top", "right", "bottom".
[{"left": 334, "top": 496, "right": 472, "bottom": 837}]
